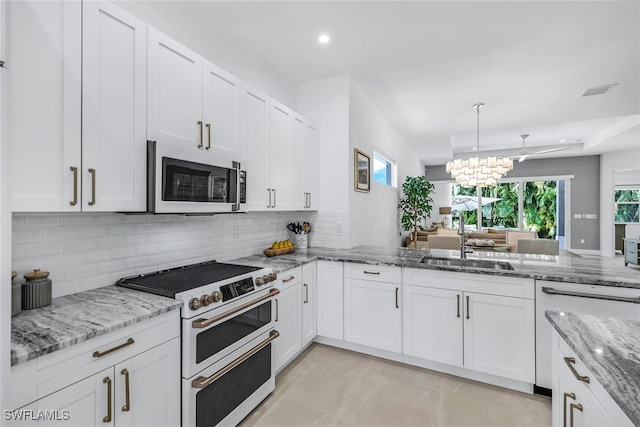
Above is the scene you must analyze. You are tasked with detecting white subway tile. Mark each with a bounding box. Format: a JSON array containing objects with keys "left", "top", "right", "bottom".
[
  {"left": 110, "top": 247, "right": 136, "bottom": 260},
  {"left": 63, "top": 238, "right": 95, "bottom": 253},
  {"left": 63, "top": 215, "right": 96, "bottom": 226},
  {"left": 13, "top": 228, "right": 44, "bottom": 243},
  {"left": 124, "top": 256, "right": 149, "bottom": 270},
  {"left": 107, "top": 224, "right": 136, "bottom": 236},
  {"left": 96, "top": 260, "right": 125, "bottom": 276},
  {"left": 94, "top": 214, "right": 125, "bottom": 225},
  {"left": 52, "top": 280, "right": 80, "bottom": 298},
  {"left": 24, "top": 241, "right": 64, "bottom": 258},
  {"left": 123, "top": 234, "right": 147, "bottom": 246},
  {"left": 12, "top": 258, "right": 42, "bottom": 274},
  {"left": 65, "top": 264, "right": 97, "bottom": 281},
  {"left": 12, "top": 244, "right": 25, "bottom": 259},
  {"left": 44, "top": 227, "right": 78, "bottom": 241},
  {"left": 78, "top": 226, "right": 109, "bottom": 238},
  {"left": 12, "top": 215, "right": 26, "bottom": 228},
  {"left": 79, "top": 274, "right": 112, "bottom": 292},
  {"left": 94, "top": 236, "right": 124, "bottom": 249},
  {"left": 122, "top": 215, "right": 149, "bottom": 224},
  {"left": 24, "top": 215, "right": 63, "bottom": 228},
  {"left": 135, "top": 223, "right": 158, "bottom": 234}
]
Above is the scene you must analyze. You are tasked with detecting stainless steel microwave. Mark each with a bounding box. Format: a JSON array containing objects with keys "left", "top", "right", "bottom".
[{"left": 147, "top": 141, "right": 246, "bottom": 214}]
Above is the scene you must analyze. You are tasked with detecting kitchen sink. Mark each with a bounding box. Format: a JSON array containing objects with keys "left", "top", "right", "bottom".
[{"left": 417, "top": 256, "right": 515, "bottom": 270}]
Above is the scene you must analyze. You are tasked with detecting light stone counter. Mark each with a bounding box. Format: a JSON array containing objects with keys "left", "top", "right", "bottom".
[
  {"left": 546, "top": 311, "right": 640, "bottom": 426},
  {"left": 11, "top": 285, "right": 181, "bottom": 366}
]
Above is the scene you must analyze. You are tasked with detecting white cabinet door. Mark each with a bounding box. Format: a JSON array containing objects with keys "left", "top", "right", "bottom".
[
  {"left": 316, "top": 261, "right": 344, "bottom": 340},
  {"left": 303, "top": 122, "right": 319, "bottom": 210},
  {"left": 301, "top": 262, "right": 317, "bottom": 347},
  {"left": 344, "top": 278, "right": 401, "bottom": 353},
  {"left": 147, "top": 27, "right": 203, "bottom": 149},
  {"left": 202, "top": 60, "right": 244, "bottom": 160},
  {"left": 9, "top": 0, "right": 82, "bottom": 212},
  {"left": 463, "top": 292, "right": 535, "bottom": 382},
  {"left": 291, "top": 115, "right": 305, "bottom": 210},
  {"left": 244, "top": 87, "right": 271, "bottom": 210},
  {"left": 16, "top": 368, "right": 113, "bottom": 427},
  {"left": 274, "top": 282, "right": 302, "bottom": 372},
  {"left": 115, "top": 338, "right": 180, "bottom": 427},
  {"left": 402, "top": 285, "right": 463, "bottom": 367},
  {"left": 82, "top": 1, "right": 146, "bottom": 212},
  {"left": 269, "top": 102, "right": 293, "bottom": 210}
]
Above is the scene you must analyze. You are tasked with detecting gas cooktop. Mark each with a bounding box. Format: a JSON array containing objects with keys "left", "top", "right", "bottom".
[{"left": 116, "top": 260, "right": 261, "bottom": 298}]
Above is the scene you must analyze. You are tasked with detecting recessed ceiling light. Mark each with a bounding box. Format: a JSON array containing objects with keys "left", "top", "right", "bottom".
[
  {"left": 318, "top": 34, "right": 330, "bottom": 44},
  {"left": 472, "top": 147, "right": 477, "bottom": 150},
  {"left": 560, "top": 139, "right": 566, "bottom": 143}
]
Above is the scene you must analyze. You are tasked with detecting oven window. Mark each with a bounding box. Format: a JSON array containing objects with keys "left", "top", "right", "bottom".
[
  {"left": 196, "top": 343, "right": 272, "bottom": 427},
  {"left": 196, "top": 301, "right": 271, "bottom": 364}
]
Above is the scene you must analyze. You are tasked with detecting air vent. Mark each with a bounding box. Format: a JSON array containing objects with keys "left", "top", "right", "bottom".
[{"left": 581, "top": 84, "right": 618, "bottom": 97}]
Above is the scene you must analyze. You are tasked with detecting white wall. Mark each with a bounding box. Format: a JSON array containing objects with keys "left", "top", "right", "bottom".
[
  {"left": 347, "top": 77, "right": 423, "bottom": 247},
  {"left": 12, "top": 211, "right": 316, "bottom": 298},
  {"left": 600, "top": 147, "right": 640, "bottom": 257},
  {"left": 115, "top": 1, "right": 297, "bottom": 107},
  {"left": 427, "top": 182, "right": 454, "bottom": 227}
]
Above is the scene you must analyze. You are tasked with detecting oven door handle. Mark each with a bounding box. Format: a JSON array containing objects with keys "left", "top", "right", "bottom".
[
  {"left": 191, "top": 330, "right": 280, "bottom": 389},
  {"left": 192, "top": 288, "right": 280, "bottom": 329},
  {"left": 542, "top": 287, "right": 640, "bottom": 304}
]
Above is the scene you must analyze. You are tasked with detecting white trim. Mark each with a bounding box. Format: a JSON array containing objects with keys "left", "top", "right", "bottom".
[{"left": 0, "top": 65, "right": 10, "bottom": 411}]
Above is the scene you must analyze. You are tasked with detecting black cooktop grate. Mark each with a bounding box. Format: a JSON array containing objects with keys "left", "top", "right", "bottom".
[{"left": 116, "top": 260, "right": 261, "bottom": 298}]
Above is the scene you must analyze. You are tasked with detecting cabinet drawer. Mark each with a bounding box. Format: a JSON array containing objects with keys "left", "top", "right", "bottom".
[
  {"left": 403, "top": 268, "right": 534, "bottom": 299},
  {"left": 10, "top": 310, "right": 180, "bottom": 410},
  {"left": 344, "top": 263, "right": 401, "bottom": 284},
  {"left": 274, "top": 266, "right": 302, "bottom": 291}
]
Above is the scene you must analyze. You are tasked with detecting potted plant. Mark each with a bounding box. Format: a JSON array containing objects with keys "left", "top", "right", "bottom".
[{"left": 398, "top": 176, "right": 435, "bottom": 247}]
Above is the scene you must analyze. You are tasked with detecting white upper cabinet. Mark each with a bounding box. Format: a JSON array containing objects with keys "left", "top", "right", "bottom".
[
  {"left": 82, "top": 1, "right": 147, "bottom": 211},
  {"left": 10, "top": 0, "right": 82, "bottom": 212},
  {"left": 147, "top": 27, "right": 203, "bottom": 149},
  {"left": 269, "top": 101, "right": 294, "bottom": 210},
  {"left": 148, "top": 29, "right": 245, "bottom": 162},
  {"left": 243, "top": 87, "right": 271, "bottom": 210},
  {"left": 202, "top": 60, "right": 244, "bottom": 160},
  {"left": 303, "top": 123, "right": 319, "bottom": 209}
]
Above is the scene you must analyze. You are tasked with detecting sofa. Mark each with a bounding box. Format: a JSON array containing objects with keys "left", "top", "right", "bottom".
[{"left": 405, "top": 227, "right": 508, "bottom": 248}]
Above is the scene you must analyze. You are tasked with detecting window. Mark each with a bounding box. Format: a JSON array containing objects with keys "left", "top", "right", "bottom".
[
  {"left": 373, "top": 152, "right": 396, "bottom": 187},
  {"left": 615, "top": 188, "right": 640, "bottom": 223}
]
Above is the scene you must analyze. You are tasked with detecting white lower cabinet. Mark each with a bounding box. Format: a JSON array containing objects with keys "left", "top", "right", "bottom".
[
  {"left": 552, "top": 330, "right": 633, "bottom": 427},
  {"left": 301, "top": 261, "right": 317, "bottom": 347},
  {"left": 316, "top": 261, "right": 344, "bottom": 340},
  {"left": 344, "top": 264, "right": 402, "bottom": 353},
  {"left": 273, "top": 268, "right": 302, "bottom": 372},
  {"left": 402, "top": 268, "right": 535, "bottom": 383},
  {"left": 16, "top": 339, "right": 180, "bottom": 427},
  {"left": 9, "top": 311, "right": 180, "bottom": 426}
]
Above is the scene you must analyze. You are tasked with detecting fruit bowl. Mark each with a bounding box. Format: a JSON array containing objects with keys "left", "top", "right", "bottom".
[{"left": 263, "top": 245, "right": 295, "bottom": 257}]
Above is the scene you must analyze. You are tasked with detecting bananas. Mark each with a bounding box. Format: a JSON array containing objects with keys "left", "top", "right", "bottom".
[{"left": 271, "top": 239, "right": 293, "bottom": 249}]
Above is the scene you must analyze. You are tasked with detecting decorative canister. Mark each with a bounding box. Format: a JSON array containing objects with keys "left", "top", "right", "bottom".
[
  {"left": 11, "top": 271, "right": 22, "bottom": 316},
  {"left": 22, "top": 269, "right": 52, "bottom": 310}
]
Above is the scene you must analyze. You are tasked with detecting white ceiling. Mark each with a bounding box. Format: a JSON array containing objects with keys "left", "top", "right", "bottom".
[{"left": 120, "top": 0, "right": 640, "bottom": 166}]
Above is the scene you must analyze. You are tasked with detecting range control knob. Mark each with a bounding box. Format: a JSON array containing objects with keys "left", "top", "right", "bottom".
[
  {"left": 268, "top": 273, "right": 277, "bottom": 282},
  {"left": 189, "top": 298, "right": 203, "bottom": 311},
  {"left": 255, "top": 276, "right": 264, "bottom": 286},
  {"left": 200, "top": 294, "right": 213, "bottom": 306},
  {"left": 211, "top": 291, "right": 222, "bottom": 302}
]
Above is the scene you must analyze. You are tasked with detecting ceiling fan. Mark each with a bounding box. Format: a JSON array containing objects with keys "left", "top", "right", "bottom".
[{"left": 517, "top": 134, "right": 572, "bottom": 162}]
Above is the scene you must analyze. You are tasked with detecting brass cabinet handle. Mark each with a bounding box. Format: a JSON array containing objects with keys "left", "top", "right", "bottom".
[
  {"left": 69, "top": 166, "right": 78, "bottom": 206},
  {"left": 456, "top": 294, "right": 461, "bottom": 318},
  {"left": 192, "top": 288, "right": 280, "bottom": 329},
  {"left": 267, "top": 188, "right": 272, "bottom": 208},
  {"left": 569, "top": 402, "right": 583, "bottom": 427},
  {"left": 364, "top": 271, "right": 381, "bottom": 275},
  {"left": 564, "top": 357, "right": 590, "bottom": 383},
  {"left": 191, "top": 330, "right": 279, "bottom": 389},
  {"left": 88, "top": 168, "right": 96, "bottom": 206},
  {"left": 272, "top": 189, "right": 276, "bottom": 208},
  {"left": 121, "top": 369, "right": 130, "bottom": 412},
  {"left": 282, "top": 276, "right": 295, "bottom": 283},
  {"left": 395, "top": 287, "right": 399, "bottom": 309},
  {"left": 103, "top": 376, "right": 112, "bottom": 423},
  {"left": 304, "top": 192, "right": 308, "bottom": 208},
  {"left": 563, "top": 392, "right": 576, "bottom": 427},
  {"left": 275, "top": 299, "right": 279, "bottom": 322},
  {"left": 93, "top": 338, "right": 135, "bottom": 358},
  {"left": 308, "top": 192, "right": 311, "bottom": 208},
  {"left": 206, "top": 123, "right": 211, "bottom": 150},
  {"left": 197, "top": 120, "right": 203, "bottom": 148},
  {"left": 466, "top": 295, "right": 470, "bottom": 320},
  {"left": 303, "top": 283, "right": 308, "bottom": 303}
]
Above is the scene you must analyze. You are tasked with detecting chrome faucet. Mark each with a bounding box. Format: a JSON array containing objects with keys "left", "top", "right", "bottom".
[{"left": 458, "top": 212, "right": 467, "bottom": 259}]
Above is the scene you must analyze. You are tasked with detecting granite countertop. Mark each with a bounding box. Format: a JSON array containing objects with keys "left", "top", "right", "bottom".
[
  {"left": 11, "top": 286, "right": 182, "bottom": 367},
  {"left": 546, "top": 311, "right": 640, "bottom": 425},
  {"left": 233, "top": 245, "right": 640, "bottom": 289}
]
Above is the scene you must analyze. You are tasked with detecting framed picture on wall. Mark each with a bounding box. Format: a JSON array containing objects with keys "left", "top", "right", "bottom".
[{"left": 354, "top": 148, "right": 370, "bottom": 192}]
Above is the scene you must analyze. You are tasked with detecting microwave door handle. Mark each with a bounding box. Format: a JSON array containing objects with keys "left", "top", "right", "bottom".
[{"left": 232, "top": 161, "right": 241, "bottom": 211}]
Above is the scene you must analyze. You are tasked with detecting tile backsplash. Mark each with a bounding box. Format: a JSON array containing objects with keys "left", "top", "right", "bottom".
[{"left": 12, "top": 211, "right": 329, "bottom": 298}]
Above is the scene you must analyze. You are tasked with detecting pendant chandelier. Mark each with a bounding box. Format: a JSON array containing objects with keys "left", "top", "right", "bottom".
[{"left": 446, "top": 103, "right": 513, "bottom": 188}]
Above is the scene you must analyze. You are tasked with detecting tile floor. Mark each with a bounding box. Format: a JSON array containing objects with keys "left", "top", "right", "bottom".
[{"left": 241, "top": 344, "right": 551, "bottom": 427}]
